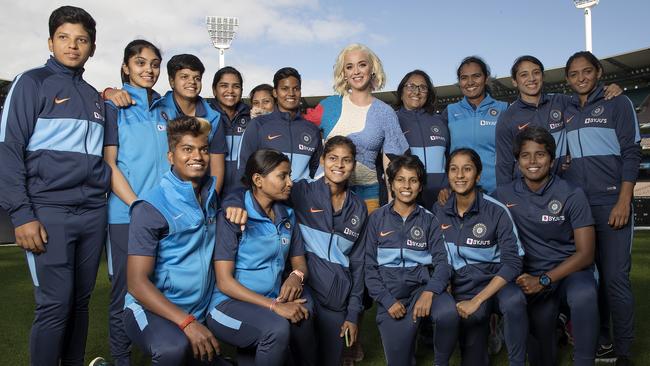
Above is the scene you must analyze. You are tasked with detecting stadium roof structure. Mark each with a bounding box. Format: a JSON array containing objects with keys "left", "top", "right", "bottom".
[{"left": 302, "top": 47, "right": 650, "bottom": 111}]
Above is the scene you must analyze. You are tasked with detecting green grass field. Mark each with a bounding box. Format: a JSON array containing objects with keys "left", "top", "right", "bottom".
[{"left": 2, "top": 232, "right": 650, "bottom": 365}]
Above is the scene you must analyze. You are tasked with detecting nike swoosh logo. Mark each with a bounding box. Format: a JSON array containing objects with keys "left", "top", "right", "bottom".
[
  {"left": 441, "top": 224, "right": 452, "bottom": 230},
  {"left": 173, "top": 213, "right": 183, "bottom": 220},
  {"left": 517, "top": 122, "right": 530, "bottom": 131},
  {"left": 379, "top": 230, "right": 394, "bottom": 237},
  {"left": 506, "top": 203, "right": 517, "bottom": 208},
  {"left": 403, "top": 130, "right": 410, "bottom": 134},
  {"left": 267, "top": 134, "right": 281, "bottom": 140},
  {"left": 54, "top": 97, "right": 70, "bottom": 104},
  {"left": 309, "top": 208, "right": 324, "bottom": 213},
  {"left": 566, "top": 115, "right": 574, "bottom": 124}
]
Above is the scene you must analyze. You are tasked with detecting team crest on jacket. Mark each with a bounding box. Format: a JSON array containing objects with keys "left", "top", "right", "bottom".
[
  {"left": 284, "top": 221, "right": 291, "bottom": 230},
  {"left": 95, "top": 101, "right": 102, "bottom": 110},
  {"left": 548, "top": 200, "right": 562, "bottom": 214},
  {"left": 550, "top": 110, "right": 562, "bottom": 122},
  {"left": 488, "top": 108, "right": 499, "bottom": 117},
  {"left": 591, "top": 106, "right": 605, "bottom": 117},
  {"left": 431, "top": 126, "right": 440, "bottom": 133},
  {"left": 410, "top": 226, "right": 424, "bottom": 241},
  {"left": 350, "top": 215, "right": 360, "bottom": 228},
  {"left": 472, "top": 223, "right": 487, "bottom": 238},
  {"left": 239, "top": 118, "right": 247, "bottom": 126},
  {"left": 301, "top": 133, "right": 312, "bottom": 145}
]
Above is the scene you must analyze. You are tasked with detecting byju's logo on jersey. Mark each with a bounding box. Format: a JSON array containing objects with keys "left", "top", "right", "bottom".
[
  {"left": 542, "top": 215, "right": 565, "bottom": 222},
  {"left": 344, "top": 214, "right": 361, "bottom": 239},
  {"left": 550, "top": 109, "right": 562, "bottom": 122},
  {"left": 299, "top": 133, "right": 315, "bottom": 152},
  {"left": 591, "top": 105, "right": 605, "bottom": 117},
  {"left": 488, "top": 108, "right": 499, "bottom": 117},
  {"left": 548, "top": 199, "right": 562, "bottom": 214},
  {"left": 472, "top": 223, "right": 487, "bottom": 238},
  {"left": 157, "top": 124, "right": 166, "bottom": 131}
]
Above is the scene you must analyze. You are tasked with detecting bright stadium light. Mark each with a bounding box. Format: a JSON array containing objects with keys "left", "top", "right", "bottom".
[
  {"left": 206, "top": 16, "right": 239, "bottom": 69},
  {"left": 573, "top": 0, "right": 599, "bottom": 52}
]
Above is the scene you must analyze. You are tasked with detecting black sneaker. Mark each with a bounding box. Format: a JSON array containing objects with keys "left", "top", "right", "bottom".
[
  {"left": 616, "top": 356, "right": 633, "bottom": 366},
  {"left": 595, "top": 344, "right": 617, "bottom": 363}
]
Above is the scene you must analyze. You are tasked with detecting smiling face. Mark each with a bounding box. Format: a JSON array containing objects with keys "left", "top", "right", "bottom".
[
  {"left": 566, "top": 56, "right": 602, "bottom": 97},
  {"left": 458, "top": 62, "right": 487, "bottom": 102},
  {"left": 517, "top": 140, "right": 553, "bottom": 185},
  {"left": 401, "top": 74, "right": 429, "bottom": 110},
  {"left": 170, "top": 68, "right": 202, "bottom": 100},
  {"left": 321, "top": 145, "right": 355, "bottom": 186},
  {"left": 273, "top": 76, "right": 301, "bottom": 113},
  {"left": 168, "top": 133, "right": 209, "bottom": 183},
  {"left": 254, "top": 161, "right": 293, "bottom": 201},
  {"left": 48, "top": 22, "right": 95, "bottom": 69},
  {"left": 122, "top": 47, "right": 161, "bottom": 89},
  {"left": 513, "top": 60, "right": 543, "bottom": 99},
  {"left": 343, "top": 49, "right": 373, "bottom": 92},
  {"left": 213, "top": 73, "right": 242, "bottom": 110},
  {"left": 390, "top": 167, "right": 422, "bottom": 206},
  {"left": 448, "top": 153, "right": 480, "bottom": 196}
]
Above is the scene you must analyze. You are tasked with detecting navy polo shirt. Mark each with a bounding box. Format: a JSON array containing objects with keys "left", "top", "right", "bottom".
[{"left": 494, "top": 176, "right": 594, "bottom": 275}]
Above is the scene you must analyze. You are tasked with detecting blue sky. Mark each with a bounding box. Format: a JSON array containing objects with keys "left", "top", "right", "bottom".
[{"left": 1, "top": 0, "right": 649, "bottom": 97}]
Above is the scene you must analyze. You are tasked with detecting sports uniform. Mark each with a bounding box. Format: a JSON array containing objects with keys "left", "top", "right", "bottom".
[
  {"left": 0, "top": 57, "right": 111, "bottom": 364},
  {"left": 443, "top": 94, "right": 508, "bottom": 194},
  {"left": 207, "top": 190, "right": 316, "bottom": 366},
  {"left": 364, "top": 203, "right": 459, "bottom": 366},
  {"left": 396, "top": 107, "right": 449, "bottom": 206},
  {"left": 495, "top": 94, "right": 569, "bottom": 185},
  {"left": 122, "top": 171, "right": 223, "bottom": 364},
  {"left": 104, "top": 83, "right": 177, "bottom": 365},
  {"left": 209, "top": 101, "right": 250, "bottom": 197},
  {"left": 563, "top": 85, "right": 641, "bottom": 358},
  {"left": 237, "top": 109, "right": 322, "bottom": 186},
  {"left": 434, "top": 190, "right": 527, "bottom": 366},
  {"left": 291, "top": 177, "right": 368, "bottom": 365},
  {"left": 495, "top": 176, "right": 598, "bottom": 366}
]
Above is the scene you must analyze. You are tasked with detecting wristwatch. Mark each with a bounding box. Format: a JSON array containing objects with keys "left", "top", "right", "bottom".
[{"left": 539, "top": 273, "right": 552, "bottom": 287}]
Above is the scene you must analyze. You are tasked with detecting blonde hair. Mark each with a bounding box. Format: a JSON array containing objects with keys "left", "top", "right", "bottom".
[
  {"left": 167, "top": 116, "right": 211, "bottom": 150},
  {"left": 332, "top": 43, "right": 386, "bottom": 95}
]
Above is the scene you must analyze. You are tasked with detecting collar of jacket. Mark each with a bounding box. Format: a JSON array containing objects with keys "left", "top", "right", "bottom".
[{"left": 46, "top": 56, "right": 85, "bottom": 80}]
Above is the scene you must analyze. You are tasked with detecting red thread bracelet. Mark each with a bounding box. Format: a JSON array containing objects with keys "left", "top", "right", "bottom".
[{"left": 178, "top": 314, "right": 196, "bottom": 330}]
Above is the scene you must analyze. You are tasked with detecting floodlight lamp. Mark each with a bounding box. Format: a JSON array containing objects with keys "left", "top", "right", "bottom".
[
  {"left": 573, "top": 0, "right": 599, "bottom": 9},
  {"left": 206, "top": 16, "right": 239, "bottom": 50}
]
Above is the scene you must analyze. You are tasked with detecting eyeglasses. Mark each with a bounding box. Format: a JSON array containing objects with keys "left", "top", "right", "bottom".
[{"left": 404, "top": 83, "right": 428, "bottom": 93}]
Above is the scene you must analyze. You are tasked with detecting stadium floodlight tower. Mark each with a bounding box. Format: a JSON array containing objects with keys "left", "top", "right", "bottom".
[
  {"left": 206, "top": 16, "right": 239, "bottom": 69},
  {"left": 573, "top": 0, "right": 599, "bottom": 52}
]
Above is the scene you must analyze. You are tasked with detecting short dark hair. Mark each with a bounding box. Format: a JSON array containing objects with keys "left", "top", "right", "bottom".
[
  {"left": 447, "top": 148, "right": 483, "bottom": 176},
  {"left": 457, "top": 56, "right": 490, "bottom": 80},
  {"left": 386, "top": 155, "right": 426, "bottom": 188},
  {"left": 249, "top": 83, "right": 274, "bottom": 101},
  {"left": 323, "top": 135, "right": 356, "bottom": 160},
  {"left": 167, "top": 54, "right": 205, "bottom": 79},
  {"left": 273, "top": 67, "right": 301, "bottom": 89},
  {"left": 511, "top": 55, "right": 544, "bottom": 79},
  {"left": 211, "top": 66, "right": 242, "bottom": 90},
  {"left": 241, "top": 149, "right": 290, "bottom": 189},
  {"left": 565, "top": 51, "right": 603, "bottom": 76},
  {"left": 395, "top": 70, "right": 437, "bottom": 114},
  {"left": 513, "top": 126, "right": 556, "bottom": 160},
  {"left": 121, "top": 39, "right": 162, "bottom": 83},
  {"left": 49, "top": 6, "right": 97, "bottom": 45},
  {"left": 166, "top": 116, "right": 211, "bottom": 151}
]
